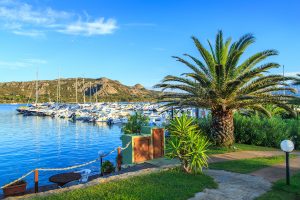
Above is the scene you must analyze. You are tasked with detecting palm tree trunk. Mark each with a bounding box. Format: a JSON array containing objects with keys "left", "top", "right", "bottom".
[{"left": 211, "top": 109, "right": 234, "bottom": 147}]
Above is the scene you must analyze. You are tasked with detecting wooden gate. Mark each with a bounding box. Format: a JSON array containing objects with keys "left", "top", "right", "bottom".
[
  {"left": 133, "top": 137, "right": 151, "bottom": 163},
  {"left": 152, "top": 129, "right": 164, "bottom": 158}
]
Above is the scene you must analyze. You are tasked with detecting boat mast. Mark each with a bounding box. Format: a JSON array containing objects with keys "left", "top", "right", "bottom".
[
  {"left": 95, "top": 86, "right": 98, "bottom": 103},
  {"left": 35, "top": 69, "right": 39, "bottom": 105},
  {"left": 56, "top": 78, "right": 59, "bottom": 103},
  {"left": 89, "top": 81, "right": 92, "bottom": 103},
  {"left": 75, "top": 77, "right": 78, "bottom": 104},
  {"left": 48, "top": 90, "right": 51, "bottom": 102},
  {"left": 59, "top": 71, "right": 61, "bottom": 103},
  {"left": 57, "top": 70, "right": 60, "bottom": 104},
  {"left": 83, "top": 77, "right": 86, "bottom": 104}
]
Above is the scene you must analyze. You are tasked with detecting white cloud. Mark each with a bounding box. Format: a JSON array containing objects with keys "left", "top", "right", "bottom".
[
  {"left": 285, "top": 72, "right": 300, "bottom": 77},
  {"left": 23, "top": 58, "right": 47, "bottom": 64},
  {"left": 0, "top": 0, "right": 118, "bottom": 37},
  {"left": 59, "top": 18, "right": 118, "bottom": 36},
  {"left": 0, "top": 1, "right": 71, "bottom": 25},
  {"left": 0, "top": 58, "right": 47, "bottom": 70},
  {"left": 12, "top": 30, "right": 44, "bottom": 37}
]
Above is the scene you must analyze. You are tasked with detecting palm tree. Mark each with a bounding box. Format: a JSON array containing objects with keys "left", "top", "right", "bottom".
[{"left": 155, "top": 31, "right": 297, "bottom": 147}]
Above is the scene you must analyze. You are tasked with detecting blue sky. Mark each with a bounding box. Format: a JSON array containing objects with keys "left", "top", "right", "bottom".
[{"left": 0, "top": 0, "right": 299, "bottom": 88}]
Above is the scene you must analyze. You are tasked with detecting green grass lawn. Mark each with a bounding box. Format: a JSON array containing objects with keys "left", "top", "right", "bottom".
[
  {"left": 207, "top": 143, "right": 278, "bottom": 155},
  {"left": 33, "top": 169, "right": 217, "bottom": 200},
  {"left": 256, "top": 173, "right": 300, "bottom": 200},
  {"left": 209, "top": 155, "right": 296, "bottom": 174}
]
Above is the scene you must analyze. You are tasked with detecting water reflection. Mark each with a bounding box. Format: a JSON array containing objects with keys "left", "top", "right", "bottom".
[{"left": 0, "top": 104, "right": 123, "bottom": 189}]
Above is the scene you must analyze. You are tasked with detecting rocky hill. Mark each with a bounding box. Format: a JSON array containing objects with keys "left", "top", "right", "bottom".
[{"left": 0, "top": 77, "right": 161, "bottom": 103}]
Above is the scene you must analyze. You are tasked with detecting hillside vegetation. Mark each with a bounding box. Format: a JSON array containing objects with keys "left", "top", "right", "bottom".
[{"left": 0, "top": 77, "right": 160, "bottom": 103}]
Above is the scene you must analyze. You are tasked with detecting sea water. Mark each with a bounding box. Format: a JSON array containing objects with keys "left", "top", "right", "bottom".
[{"left": 0, "top": 104, "right": 122, "bottom": 190}]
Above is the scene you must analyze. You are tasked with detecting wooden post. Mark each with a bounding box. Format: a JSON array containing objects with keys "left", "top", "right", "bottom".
[
  {"left": 34, "top": 170, "right": 39, "bottom": 193},
  {"left": 117, "top": 147, "right": 122, "bottom": 171},
  {"left": 100, "top": 156, "right": 103, "bottom": 176}
]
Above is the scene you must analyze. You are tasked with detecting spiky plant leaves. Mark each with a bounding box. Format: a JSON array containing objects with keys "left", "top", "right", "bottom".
[{"left": 167, "top": 114, "right": 210, "bottom": 173}]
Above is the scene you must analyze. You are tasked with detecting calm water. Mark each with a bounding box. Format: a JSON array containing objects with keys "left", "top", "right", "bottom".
[{"left": 0, "top": 104, "right": 123, "bottom": 190}]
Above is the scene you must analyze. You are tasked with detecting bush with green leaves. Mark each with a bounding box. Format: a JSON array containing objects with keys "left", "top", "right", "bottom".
[
  {"left": 287, "top": 119, "right": 300, "bottom": 149},
  {"left": 234, "top": 113, "right": 300, "bottom": 148},
  {"left": 122, "top": 112, "right": 149, "bottom": 134},
  {"left": 234, "top": 114, "right": 287, "bottom": 147},
  {"left": 167, "top": 114, "right": 210, "bottom": 174},
  {"left": 198, "top": 113, "right": 300, "bottom": 149},
  {"left": 102, "top": 160, "right": 115, "bottom": 174}
]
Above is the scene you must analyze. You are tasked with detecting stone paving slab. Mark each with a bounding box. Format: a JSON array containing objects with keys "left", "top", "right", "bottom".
[
  {"left": 250, "top": 156, "right": 300, "bottom": 182},
  {"left": 189, "top": 152, "right": 300, "bottom": 200},
  {"left": 189, "top": 170, "right": 271, "bottom": 200}
]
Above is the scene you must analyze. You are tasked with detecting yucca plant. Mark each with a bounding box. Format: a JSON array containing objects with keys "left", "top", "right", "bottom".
[
  {"left": 167, "top": 114, "right": 210, "bottom": 173},
  {"left": 155, "top": 31, "right": 297, "bottom": 146}
]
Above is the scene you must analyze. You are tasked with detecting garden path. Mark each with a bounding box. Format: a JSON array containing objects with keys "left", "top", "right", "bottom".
[
  {"left": 250, "top": 156, "right": 300, "bottom": 182},
  {"left": 189, "top": 152, "right": 300, "bottom": 200},
  {"left": 189, "top": 169, "right": 271, "bottom": 200}
]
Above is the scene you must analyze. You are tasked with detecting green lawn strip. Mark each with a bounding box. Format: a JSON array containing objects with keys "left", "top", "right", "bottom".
[
  {"left": 256, "top": 172, "right": 300, "bottom": 200},
  {"left": 207, "top": 143, "right": 278, "bottom": 155},
  {"left": 209, "top": 155, "right": 297, "bottom": 174},
  {"left": 33, "top": 169, "right": 217, "bottom": 200}
]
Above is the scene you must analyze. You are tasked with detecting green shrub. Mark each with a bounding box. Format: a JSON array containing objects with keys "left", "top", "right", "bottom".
[
  {"left": 122, "top": 112, "right": 149, "bottom": 134},
  {"left": 167, "top": 114, "right": 210, "bottom": 173},
  {"left": 102, "top": 160, "right": 115, "bottom": 174},
  {"left": 285, "top": 119, "right": 300, "bottom": 149},
  {"left": 233, "top": 114, "right": 300, "bottom": 148},
  {"left": 198, "top": 115, "right": 213, "bottom": 140},
  {"left": 198, "top": 113, "right": 300, "bottom": 149}
]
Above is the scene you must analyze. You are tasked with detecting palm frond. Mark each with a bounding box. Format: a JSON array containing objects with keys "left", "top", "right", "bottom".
[
  {"left": 191, "top": 36, "right": 216, "bottom": 76},
  {"left": 156, "top": 31, "right": 297, "bottom": 115},
  {"left": 235, "top": 50, "right": 278, "bottom": 75}
]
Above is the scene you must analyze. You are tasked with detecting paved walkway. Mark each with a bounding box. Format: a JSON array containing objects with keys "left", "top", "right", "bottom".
[
  {"left": 250, "top": 156, "right": 300, "bottom": 182},
  {"left": 188, "top": 151, "right": 300, "bottom": 200},
  {"left": 189, "top": 170, "right": 271, "bottom": 200}
]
